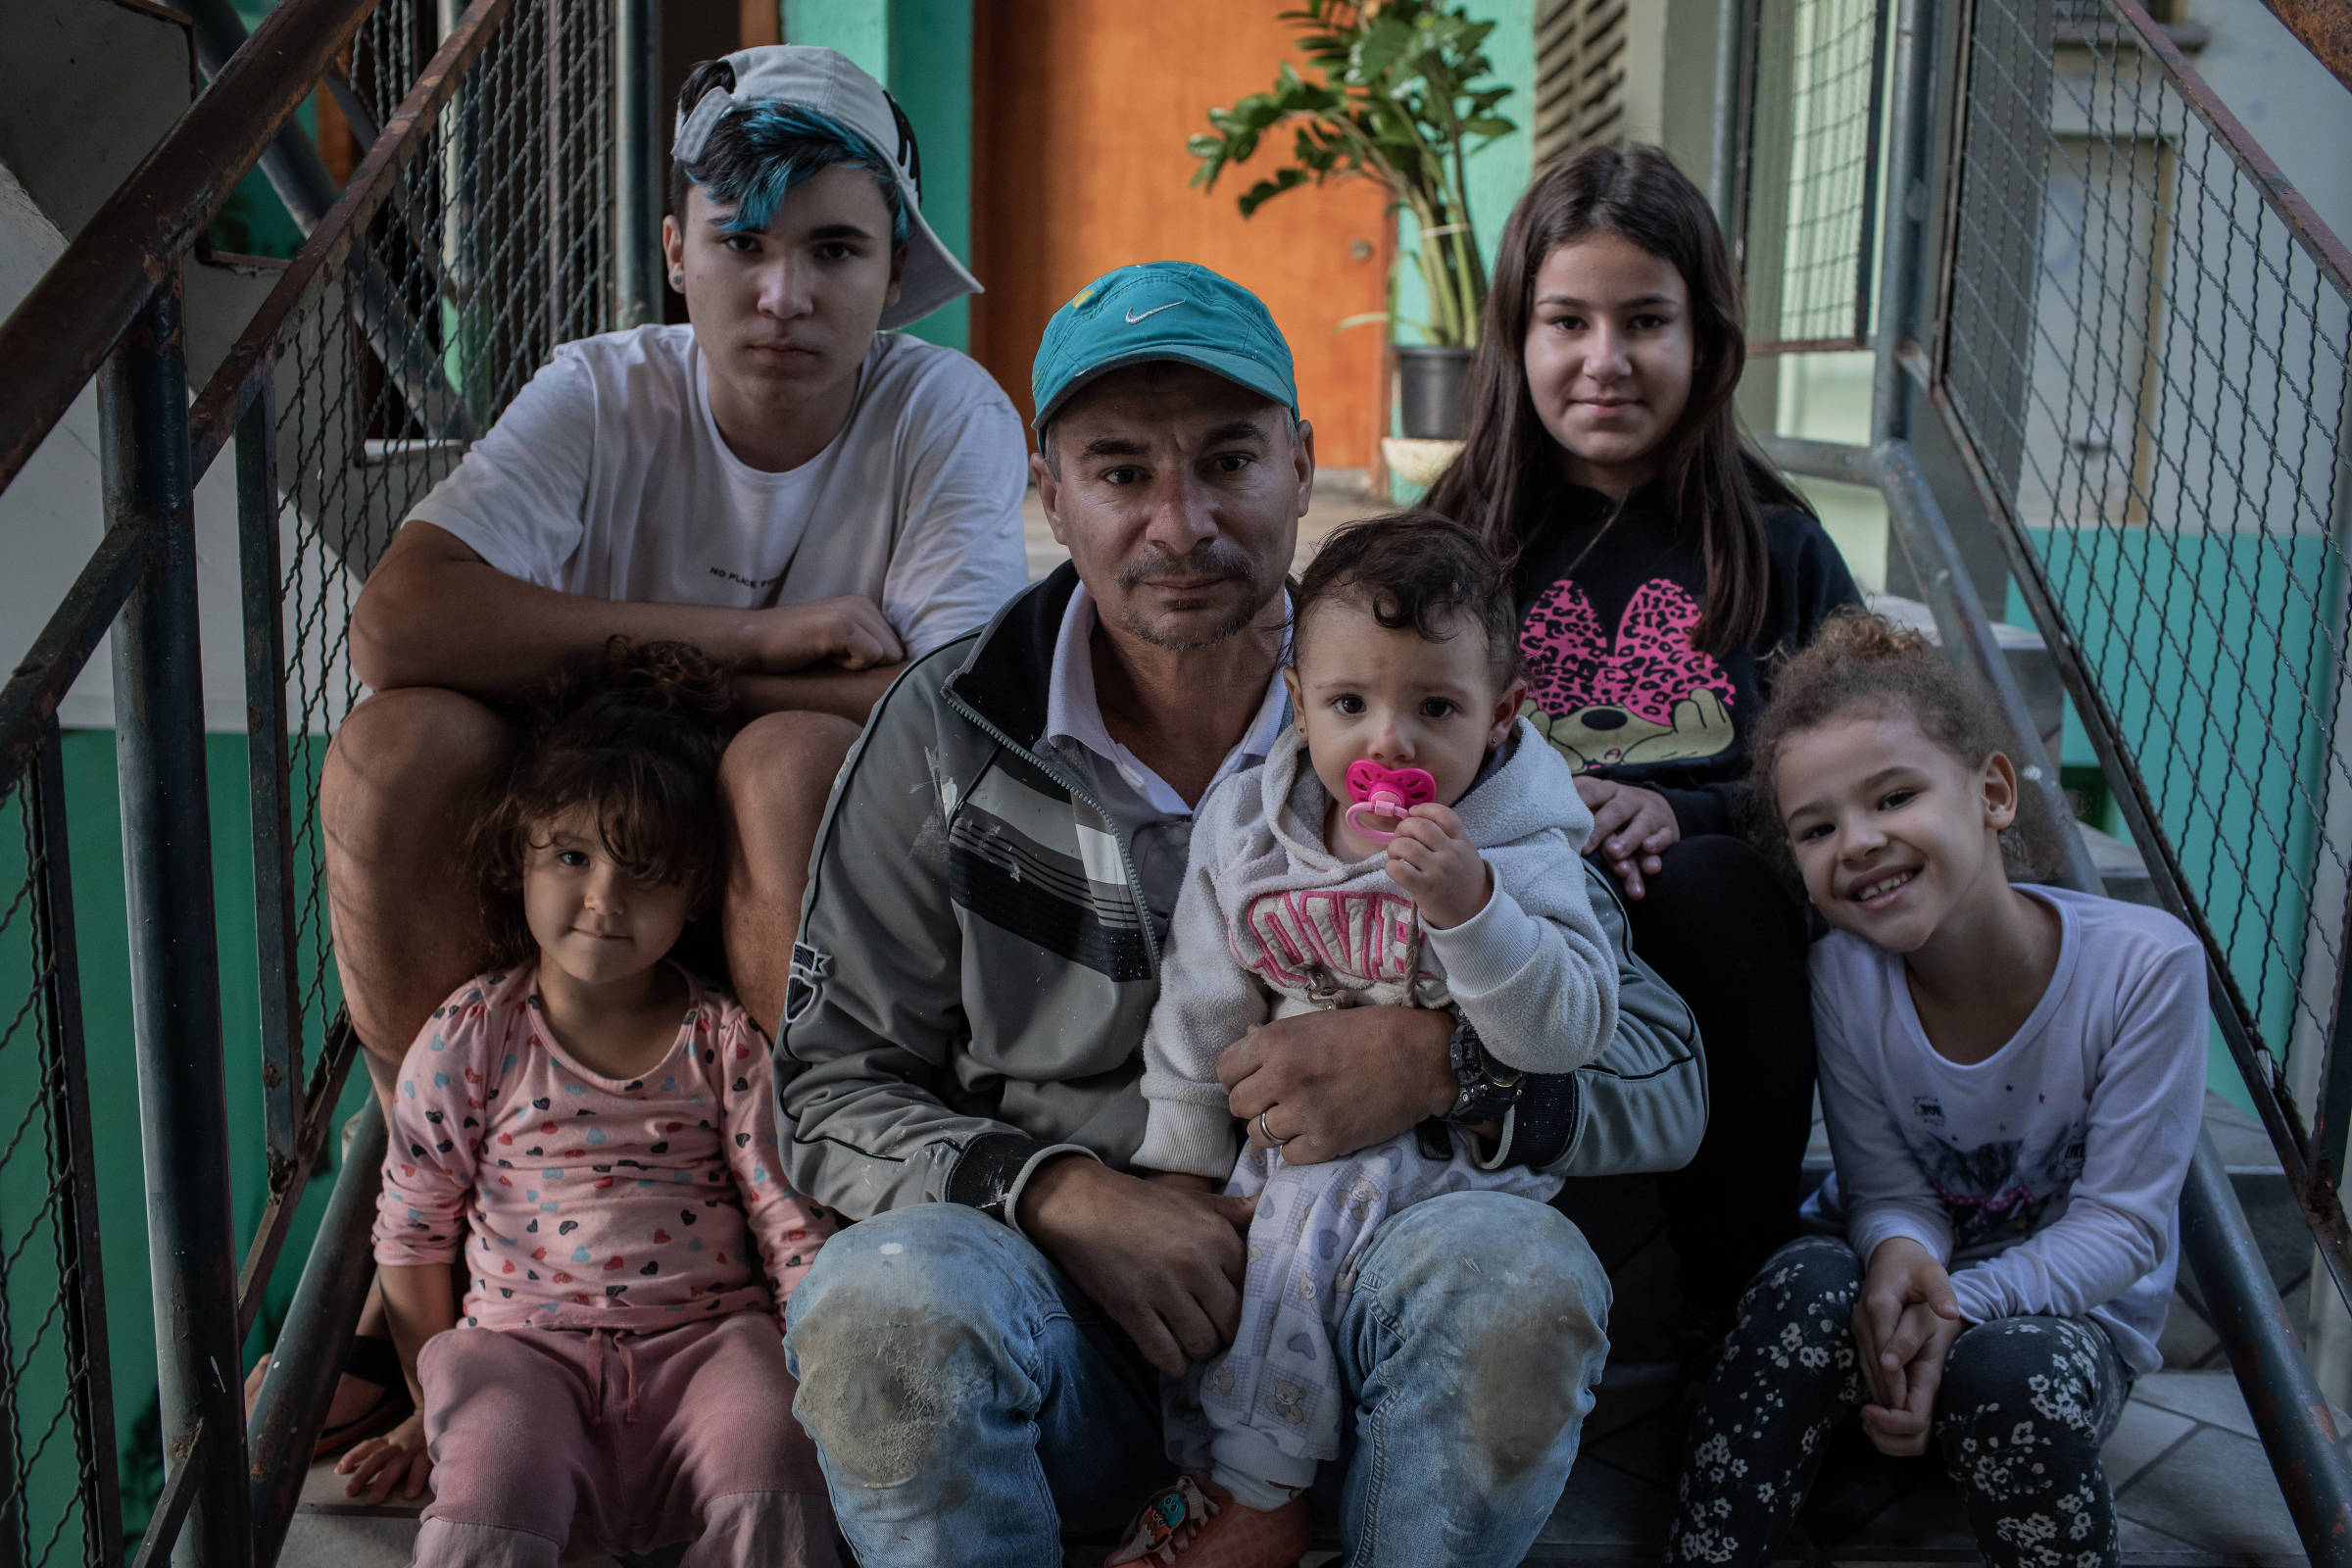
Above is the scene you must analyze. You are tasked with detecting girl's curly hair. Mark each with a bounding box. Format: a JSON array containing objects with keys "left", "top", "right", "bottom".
[
  {"left": 469, "top": 638, "right": 742, "bottom": 965},
  {"left": 1746, "top": 608, "right": 2059, "bottom": 880}
]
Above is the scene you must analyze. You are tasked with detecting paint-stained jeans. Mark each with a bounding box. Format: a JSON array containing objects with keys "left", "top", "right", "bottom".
[
  {"left": 783, "top": 1190, "right": 1612, "bottom": 1567},
  {"left": 1668, "top": 1236, "right": 2134, "bottom": 1568}
]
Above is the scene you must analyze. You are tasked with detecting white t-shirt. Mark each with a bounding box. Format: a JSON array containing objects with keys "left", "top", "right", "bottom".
[
  {"left": 1801, "top": 885, "right": 2206, "bottom": 1374},
  {"left": 410, "top": 324, "right": 1031, "bottom": 660}
]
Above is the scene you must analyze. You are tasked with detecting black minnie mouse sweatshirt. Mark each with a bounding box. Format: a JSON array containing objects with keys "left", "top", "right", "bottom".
[{"left": 1511, "top": 481, "right": 1862, "bottom": 839}]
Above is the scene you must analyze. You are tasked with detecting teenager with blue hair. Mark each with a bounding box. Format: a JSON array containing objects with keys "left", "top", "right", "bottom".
[{"left": 291, "top": 47, "right": 1030, "bottom": 1476}]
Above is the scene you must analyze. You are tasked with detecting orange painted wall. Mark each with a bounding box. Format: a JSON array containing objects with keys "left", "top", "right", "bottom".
[{"left": 970, "top": 1, "right": 1395, "bottom": 466}]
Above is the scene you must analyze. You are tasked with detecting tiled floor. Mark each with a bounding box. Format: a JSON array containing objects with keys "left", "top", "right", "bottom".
[
  {"left": 1507, "top": 1092, "right": 2333, "bottom": 1565},
  {"left": 1529, "top": 1355, "right": 2320, "bottom": 1565}
]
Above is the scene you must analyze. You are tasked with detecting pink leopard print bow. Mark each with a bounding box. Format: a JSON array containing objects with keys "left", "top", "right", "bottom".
[{"left": 1517, "top": 577, "right": 1735, "bottom": 725}]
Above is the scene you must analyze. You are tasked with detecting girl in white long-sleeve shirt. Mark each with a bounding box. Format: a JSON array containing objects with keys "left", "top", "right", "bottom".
[{"left": 1669, "top": 611, "right": 2205, "bottom": 1568}]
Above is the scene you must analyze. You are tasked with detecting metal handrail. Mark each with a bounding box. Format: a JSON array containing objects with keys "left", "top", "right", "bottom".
[
  {"left": 187, "top": 0, "right": 515, "bottom": 470},
  {"left": 0, "top": 0, "right": 376, "bottom": 494},
  {"left": 1736, "top": 0, "right": 2352, "bottom": 1550},
  {"left": 1767, "top": 431, "right": 2352, "bottom": 1559},
  {"left": 2253, "top": 0, "right": 2352, "bottom": 97},
  {"left": 2102, "top": 0, "right": 2352, "bottom": 306},
  {"left": 0, "top": 0, "right": 626, "bottom": 1557}
]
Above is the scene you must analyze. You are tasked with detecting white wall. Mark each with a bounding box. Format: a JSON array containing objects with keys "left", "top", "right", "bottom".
[
  {"left": 2183, "top": 0, "right": 2352, "bottom": 242},
  {"left": 1, "top": 161, "right": 299, "bottom": 734}
]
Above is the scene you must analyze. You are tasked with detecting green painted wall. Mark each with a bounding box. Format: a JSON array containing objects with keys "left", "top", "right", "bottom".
[
  {"left": 783, "top": 0, "right": 888, "bottom": 77},
  {"left": 0, "top": 732, "right": 369, "bottom": 1547},
  {"left": 786, "top": 0, "right": 977, "bottom": 354},
  {"left": 1392, "top": 0, "right": 1537, "bottom": 350},
  {"left": 2010, "top": 534, "right": 2339, "bottom": 1123},
  {"left": 207, "top": 0, "right": 317, "bottom": 260}
]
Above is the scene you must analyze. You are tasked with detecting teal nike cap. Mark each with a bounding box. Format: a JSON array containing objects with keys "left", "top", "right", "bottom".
[{"left": 1030, "top": 261, "right": 1298, "bottom": 432}]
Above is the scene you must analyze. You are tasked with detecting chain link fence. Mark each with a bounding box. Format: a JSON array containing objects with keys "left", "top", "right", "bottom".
[
  {"left": 0, "top": 754, "right": 119, "bottom": 1568},
  {"left": 237, "top": 0, "right": 618, "bottom": 1150},
  {"left": 1741, "top": 0, "right": 1887, "bottom": 352},
  {"left": 1935, "top": 0, "right": 2352, "bottom": 1156},
  {"left": 0, "top": 0, "right": 629, "bottom": 1553},
  {"left": 1729, "top": 0, "right": 2352, "bottom": 1306}
]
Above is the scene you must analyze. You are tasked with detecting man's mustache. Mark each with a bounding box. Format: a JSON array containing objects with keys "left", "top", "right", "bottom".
[{"left": 1116, "top": 542, "right": 1255, "bottom": 589}]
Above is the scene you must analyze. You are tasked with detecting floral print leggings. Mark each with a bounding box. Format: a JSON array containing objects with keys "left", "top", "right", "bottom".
[{"left": 1668, "top": 1236, "right": 2133, "bottom": 1568}]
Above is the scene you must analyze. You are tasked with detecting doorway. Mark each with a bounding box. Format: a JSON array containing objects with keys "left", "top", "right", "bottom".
[{"left": 970, "top": 2, "right": 1395, "bottom": 468}]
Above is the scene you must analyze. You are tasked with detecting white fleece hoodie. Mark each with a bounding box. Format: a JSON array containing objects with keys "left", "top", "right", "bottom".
[{"left": 1134, "top": 719, "right": 1619, "bottom": 1179}]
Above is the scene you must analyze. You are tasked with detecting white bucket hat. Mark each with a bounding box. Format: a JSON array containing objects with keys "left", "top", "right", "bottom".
[{"left": 672, "top": 45, "right": 981, "bottom": 331}]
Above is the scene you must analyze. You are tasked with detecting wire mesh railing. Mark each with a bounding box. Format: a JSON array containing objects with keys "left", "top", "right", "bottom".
[
  {"left": 1736, "top": 0, "right": 2352, "bottom": 1291},
  {"left": 202, "top": 0, "right": 624, "bottom": 1384},
  {"left": 1931, "top": 0, "right": 2352, "bottom": 1263},
  {"left": 0, "top": 742, "right": 122, "bottom": 1568},
  {"left": 1732, "top": 0, "right": 2352, "bottom": 1540},
  {"left": 0, "top": 0, "right": 637, "bottom": 1556},
  {"left": 1740, "top": 0, "right": 1888, "bottom": 353}
]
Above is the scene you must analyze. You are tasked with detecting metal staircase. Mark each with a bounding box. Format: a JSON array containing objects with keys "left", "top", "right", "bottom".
[{"left": 3, "top": 0, "right": 2352, "bottom": 1562}]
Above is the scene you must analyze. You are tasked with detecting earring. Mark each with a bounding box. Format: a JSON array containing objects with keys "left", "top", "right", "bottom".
[{"left": 669, "top": 271, "right": 684, "bottom": 289}]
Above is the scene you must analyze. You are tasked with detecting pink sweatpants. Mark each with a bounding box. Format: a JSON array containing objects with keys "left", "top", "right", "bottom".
[{"left": 410, "top": 1313, "right": 838, "bottom": 1568}]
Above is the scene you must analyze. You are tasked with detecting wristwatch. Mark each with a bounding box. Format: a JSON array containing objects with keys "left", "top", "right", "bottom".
[{"left": 1444, "top": 1015, "right": 1524, "bottom": 1124}]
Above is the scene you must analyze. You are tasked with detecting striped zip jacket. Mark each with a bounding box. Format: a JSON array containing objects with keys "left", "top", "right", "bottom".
[{"left": 775, "top": 564, "right": 1708, "bottom": 1228}]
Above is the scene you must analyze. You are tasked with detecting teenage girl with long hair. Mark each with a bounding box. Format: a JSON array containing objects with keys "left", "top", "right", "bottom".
[{"left": 1427, "top": 143, "right": 1862, "bottom": 1337}]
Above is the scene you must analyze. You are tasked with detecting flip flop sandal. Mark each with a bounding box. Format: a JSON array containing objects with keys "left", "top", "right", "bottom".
[{"left": 305, "top": 1333, "right": 414, "bottom": 1460}]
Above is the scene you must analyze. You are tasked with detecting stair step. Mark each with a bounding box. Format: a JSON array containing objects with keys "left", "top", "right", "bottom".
[
  {"left": 1522, "top": 1361, "right": 2338, "bottom": 1565},
  {"left": 1864, "top": 595, "right": 2167, "bottom": 909},
  {"left": 1870, "top": 592, "right": 2067, "bottom": 764},
  {"left": 279, "top": 1454, "right": 682, "bottom": 1568},
  {"left": 2078, "top": 818, "right": 2159, "bottom": 906}
]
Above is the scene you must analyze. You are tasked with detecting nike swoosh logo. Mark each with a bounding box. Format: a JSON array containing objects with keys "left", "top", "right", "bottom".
[{"left": 1125, "top": 302, "right": 1180, "bottom": 324}]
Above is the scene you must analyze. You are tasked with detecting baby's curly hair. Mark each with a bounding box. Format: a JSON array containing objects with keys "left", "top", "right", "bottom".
[
  {"left": 1747, "top": 608, "right": 2059, "bottom": 880},
  {"left": 470, "top": 638, "right": 742, "bottom": 965},
  {"left": 1292, "top": 511, "right": 1523, "bottom": 688}
]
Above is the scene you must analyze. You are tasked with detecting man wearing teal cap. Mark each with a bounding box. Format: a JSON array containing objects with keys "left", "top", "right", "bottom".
[{"left": 774, "top": 262, "right": 1704, "bottom": 1563}]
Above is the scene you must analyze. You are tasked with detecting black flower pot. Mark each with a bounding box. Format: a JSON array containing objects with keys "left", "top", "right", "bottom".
[{"left": 1395, "top": 344, "right": 1476, "bottom": 439}]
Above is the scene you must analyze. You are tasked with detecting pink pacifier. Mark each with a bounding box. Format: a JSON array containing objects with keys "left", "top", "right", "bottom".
[{"left": 1343, "top": 760, "right": 1437, "bottom": 842}]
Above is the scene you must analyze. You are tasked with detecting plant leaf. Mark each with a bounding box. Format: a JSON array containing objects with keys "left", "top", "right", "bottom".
[{"left": 1237, "top": 166, "right": 1310, "bottom": 219}]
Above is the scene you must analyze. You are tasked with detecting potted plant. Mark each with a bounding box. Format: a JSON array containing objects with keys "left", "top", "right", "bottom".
[{"left": 1189, "top": 0, "right": 1516, "bottom": 440}]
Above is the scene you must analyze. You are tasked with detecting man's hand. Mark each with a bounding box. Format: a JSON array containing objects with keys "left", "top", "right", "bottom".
[
  {"left": 755, "top": 596, "right": 904, "bottom": 673},
  {"left": 1386, "top": 804, "right": 1493, "bottom": 929},
  {"left": 335, "top": 1410, "right": 432, "bottom": 1503},
  {"left": 1854, "top": 1238, "right": 1965, "bottom": 1455},
  {"left": 1575, "top": 777, "right": 1678, "bottom": 899},
  {"left": 1017, "top": 1156, "right": 1255, "bottom": 1377},
  {"left": 1220, "top": 1004, "right": 1454, "bottom": 1167}
]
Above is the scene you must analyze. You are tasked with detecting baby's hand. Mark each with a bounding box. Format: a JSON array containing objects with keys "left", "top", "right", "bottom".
[
  {"left": 336, "top": 1409, "right": 432, "bottom": 1504},
  {"left": 1385, "top": 804, "right": 1492, "bottom": 930}
]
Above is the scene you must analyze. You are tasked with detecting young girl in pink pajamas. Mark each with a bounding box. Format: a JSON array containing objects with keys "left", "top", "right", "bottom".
[{"left": 337, "top": 641, "right": 839, "bottom": 1567}]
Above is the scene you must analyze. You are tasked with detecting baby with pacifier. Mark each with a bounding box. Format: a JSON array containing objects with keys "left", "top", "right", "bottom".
[{"left": 1114, "top": 514, "right": 1622, "bottom": 1567}]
